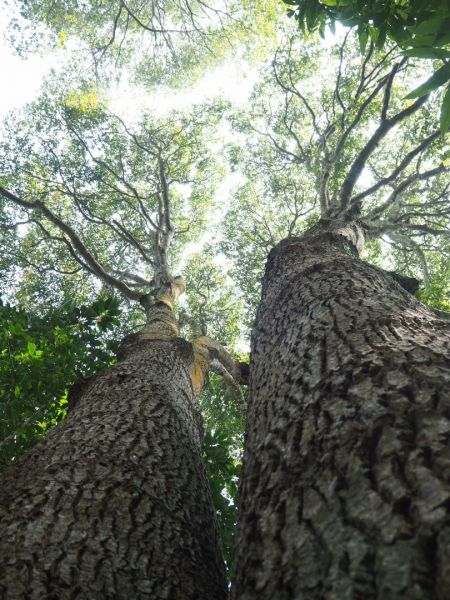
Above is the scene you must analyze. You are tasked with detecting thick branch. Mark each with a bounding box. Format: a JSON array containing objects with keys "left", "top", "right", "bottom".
[
  {"left": 340, "top": 94, "right": 429, "bottom": 209},
  {"left": 353, "top": 132, "right": 440, "bottom": 204},
  {"left": 191, "top": 336, "right": 248, "bottom": 408},
  {"left": 368, "top": 165, "right": 447, "bottom": 220}
]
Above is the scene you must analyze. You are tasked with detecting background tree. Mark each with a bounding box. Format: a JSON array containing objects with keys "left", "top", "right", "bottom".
[
  {"left": 223, "top": 32, "right": 450, "bottom": 312},
  {"left": 0, "top": 75, "right": 247, "bottom": 598},
  {"left": 229, "top": 32, "right": 450, "bottom": 599}
]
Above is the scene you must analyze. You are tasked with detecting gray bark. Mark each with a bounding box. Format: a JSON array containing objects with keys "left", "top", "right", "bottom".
[
  {"left": 232, "top": 229, "right": 450, "bottom": 599},
  {"left": 0, "top": 325, "right": 227, "bottom": 599}
]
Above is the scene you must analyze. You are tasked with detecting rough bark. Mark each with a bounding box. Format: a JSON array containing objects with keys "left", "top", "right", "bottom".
[
  {"left": 0, "top": 309, "right": 227, "bottom": 599},
  {"left": 232, "top": 229, "right": 450, "bottom": 600}
]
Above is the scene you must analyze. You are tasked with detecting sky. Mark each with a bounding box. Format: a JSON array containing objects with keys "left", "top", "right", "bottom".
[{"left": 0, "top": 13, "right": 58, "bottom": 119}]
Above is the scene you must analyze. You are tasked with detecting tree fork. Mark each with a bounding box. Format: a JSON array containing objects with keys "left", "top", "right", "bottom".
[{"left": 232, "top": 227, "right": 450, "bottom": 599}]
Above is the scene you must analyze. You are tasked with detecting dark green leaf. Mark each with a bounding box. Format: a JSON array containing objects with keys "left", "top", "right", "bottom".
[
  {"left": 358, "top": 26, "right": 369, "bottom": 54},
  {"left": 440, "top": 84, "right": 450, "bottom": 133},
  {"left": 404, "top": 48, "right": 450, "bottom": 59},
  {"left": 405, "top": 63, "right": 450, "bottom": 99}
]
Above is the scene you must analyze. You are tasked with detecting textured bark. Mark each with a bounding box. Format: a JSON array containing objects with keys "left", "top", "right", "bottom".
[
  {"left": 232, "top": 230, "right": 450, "bottom": 600},
  {"left": 0, "top": 327, "right": 227, "bottom": 599}
]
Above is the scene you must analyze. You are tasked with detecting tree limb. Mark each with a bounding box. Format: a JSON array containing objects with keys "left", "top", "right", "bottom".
[
  {"left": 0, "top": 186, "right": 142, "bottom": 301},
  {"left": 353, "top": 131, "right": 440, "bottom": 205},
  {"left": 191, "top": 335, "right": 248, "bottom": 409},
  {"left": 340, "top": 94, "right": 429, "bottom": 209}
]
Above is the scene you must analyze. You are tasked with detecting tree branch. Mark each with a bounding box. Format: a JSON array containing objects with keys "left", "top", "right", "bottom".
[
  {"left": 0, "top": 186, "right": 142, "bottom": 301},
  {"left": 191, "top": 335, "right": 248, "bottom": 409},
  {"left": 353, "top": 131, "right": 440, "bottom": 204},
  {"left": 368, "top": 165, "right": 447, "bottom": 220},
  {"left": 340, "top": 94, "right": 429, "bottom": 209}
]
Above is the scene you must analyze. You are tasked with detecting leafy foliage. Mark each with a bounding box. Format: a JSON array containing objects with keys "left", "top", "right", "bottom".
[
  {"left": 182, "top": 249, "right": 246, "bottom": 345},
  {"left": 3, "top": 0, "right": 282, "bottom": 88},
  {"left": 0, "top": 297, "right": 121, "bottom": 471},
  {"left": 200, "top": 374, "right": 246, "bottom": 573}
]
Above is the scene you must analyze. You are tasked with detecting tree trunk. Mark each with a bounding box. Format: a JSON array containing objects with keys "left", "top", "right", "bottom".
[
  {"left": 232, "top": 229, "right": 450, "bottom": 599},
  {"left": 0, "top": 312, "right": 227, "bottom": 599}
]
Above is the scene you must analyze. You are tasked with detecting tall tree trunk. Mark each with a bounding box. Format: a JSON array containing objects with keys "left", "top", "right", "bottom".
[
  {"left": 0, "top": 303, "right": 227, "bottom": 600},
  {"left": 232, "top": 227, "right": 450, "bottom": 599}
]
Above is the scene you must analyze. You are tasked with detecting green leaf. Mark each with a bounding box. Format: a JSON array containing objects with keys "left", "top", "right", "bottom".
[
  {"left": 358, "top": 26, "right": 369, "bottom": 54},
  {"left": 405, "top": 63, "right": 450, "bottom": 99},
  {"left": 27, "top": 342, "right": 36, "bottom": 356},
  {"left": 368, "top": 25, "right": 380, "bottom": 44},
  {"left": 435, "top": 29, "right": 450, "bottom": 47},
  {"left": 440, "top": 84, "right": 450, "bottom": 134},
  {"left": 375, "top": 28, "right": 387, "bottom": 49},
  {"left": 413, "top": 16, "right": 447, "bottom": 37},
  {"left": 408, "top": 33, "right": 439, "bottom": 47},
  {"left": 305, "top": 0, "right": 320, "bottom": 31},
  {"left": 404, "top": 48, "right": 450, "bottom": 59}
]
